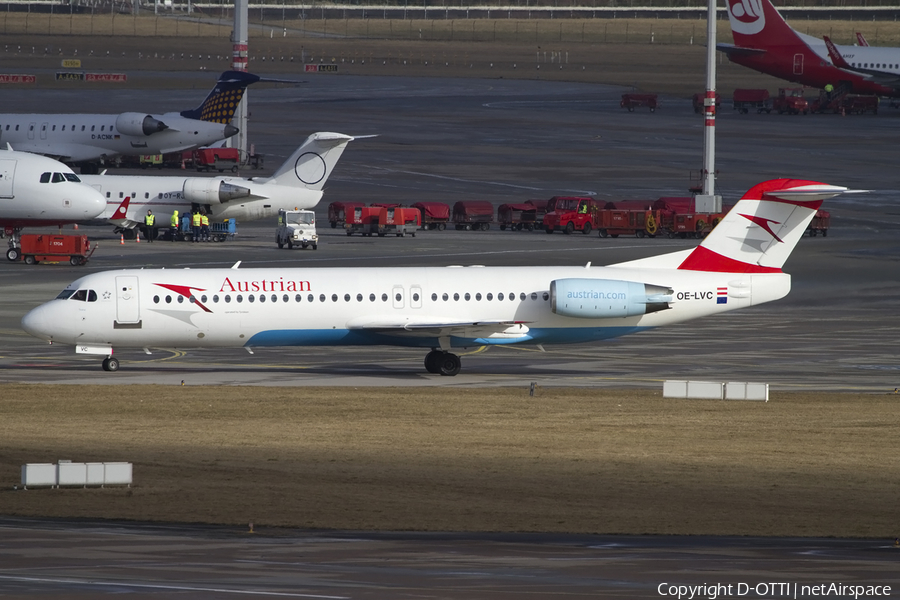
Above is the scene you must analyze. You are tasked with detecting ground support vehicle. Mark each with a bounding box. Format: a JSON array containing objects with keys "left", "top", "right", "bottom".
[
  {"left": 807, "top": 210, "right": 830, "bottom": 236},
  {"left": 733, "top": 88, "right": 771, "bottom": 114},
  {"left": 167, "top": 217, "right": 236, "bottom": 242},
  {"left": 194, "top": 148, "right": 240, "bottom": 173},
  {"left": 842, "top": 95, "right": 879, "bottom": 114},
  {"left": 692, "top": 92, "right": 721, "bottom": 114},
  {"left": 620, "top": 93, "right": 658, "bottom": 112},
  {"left": 542, "top": 196, "right": 601, "bottom": 234},
  {"left": 452, "top": 201, "right": 494, "bottom": 231},
  {"left": 327, "top": 201, "right": 365, "bottom": 229},
  {"left": 772, "top": 88, "right": 809, "bottom": 114},
  {"left": 276, "top": 210, "right": 317, "bottom": 249},
  {"left": 411, "top": 202, "right": 450, "bottom": 230},
  {"left": 498, "top": 203, "right": 538, "bottom": 231},
  {"left": 378, "top": 207, "right": 420, "bottom": 237},
  {"left": 668, "top": 212, "right": 727, "bottom": 238},
  {"left": 345, "top": 206, "right": 382, "bottom": 236},
  {"left": 596, "top": 202, "right": 667, "bottom": 238},
  {"left": 19, "top": 234, "right": 95, "bottom": 265},
  {"left": 140, "top": 154, "right": 164, "bottom": 169},
  {"left": 210, "top": 219, "right": 237, "bottom": 242}
]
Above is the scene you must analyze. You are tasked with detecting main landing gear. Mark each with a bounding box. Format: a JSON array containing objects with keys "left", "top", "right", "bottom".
[
  {"left": 424, "top": 349, "right": 461, "bottom": 376},
  {"left": 5, "top": 227, "right": 22, "bottom": 261},
  {"left": 101, "top": 357, "right": 120, "bottom": 372}
]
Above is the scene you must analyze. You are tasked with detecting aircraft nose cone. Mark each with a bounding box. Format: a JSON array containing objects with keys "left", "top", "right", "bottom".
[
  {"left": 22, "top": 304, "right": 50, "bottom": 341},
  {"left": 80, "top": 185, "right": 107, "bottom": 218},
  {"left": 224, "top": 124, "right": 239, "bottom": 138}
]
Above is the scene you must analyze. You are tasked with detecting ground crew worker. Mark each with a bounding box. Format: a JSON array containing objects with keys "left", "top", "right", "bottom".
[
  {"left": 191, "top": 210, "right": 202, "bottom": 243},
  {"left": 578, "top": 201, "right": 588, "bottom": 214},
  {"left": 143, "top": 210, "right": 156, "bottom": 243},
  {"left": 170, "top": 210, "right": 179, "bottom": 241},
  {"left": 825, "top": 83, "right": 834, "bottom": 101},
  {"left": 200, "top": 212, "right": 210, "bottom": 242}
]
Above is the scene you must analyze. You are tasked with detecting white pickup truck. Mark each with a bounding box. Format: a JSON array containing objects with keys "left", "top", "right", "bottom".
[{"left": 276, "top": 209, "right": 318, "bottom": 250}]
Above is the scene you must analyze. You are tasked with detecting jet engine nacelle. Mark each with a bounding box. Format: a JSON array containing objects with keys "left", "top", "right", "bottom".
[
  {"left": 115, "top": 112, "right": 168, "bottom": 136},
  {"left": 182, "top": 178, "right": 252, "bottom": 204},
  {"left": 550, "top": 278, "right": 673, "bottom": 319}
]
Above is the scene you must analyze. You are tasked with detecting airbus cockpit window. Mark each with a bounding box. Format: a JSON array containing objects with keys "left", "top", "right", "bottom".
[
  {"left": 40, "top": 172, "right": 51, "bottom": 183},
  {"left": 51, "top": 172, "right": 65, "bottom": 183},
  {"left": 56, "top": 289, "right": 76, "bottom": 300},
  {"left": 64, "top": 173, "right": 81, "bottom": 183},
  {"left": 68, "top": 290, "right": 98, "bottom": 302}
]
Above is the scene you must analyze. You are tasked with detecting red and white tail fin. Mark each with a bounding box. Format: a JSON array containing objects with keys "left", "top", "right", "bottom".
[
  {"left": 725, "top": 0, "right": 803, "bottom": 49},
  {"left": 823, "top": 36, "right": 852, "bottom": 69},
  {"left": 109, "top": 196, "right": 131, "bottom": 224},
  {"left": 856, "top": 32, "right": 870, "bottom": 47},
  {"left": 678, "top": 179, "right": 848, "bottom": 273}
]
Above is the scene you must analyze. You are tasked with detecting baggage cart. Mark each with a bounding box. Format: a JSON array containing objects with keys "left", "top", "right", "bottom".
[
  {"left": 620, "top": 93, "right": 658, "bottom": 112},
  {"left": 452, "top": 201, "right": 494, "bottom": 231},
  {"left": 733, "top": 88, "right": 771, "bottom": 114},
  {"left": 807, "top": 210, "right": 830, "bottom": 236},
  {"left": 498, "top": 203, "right": 538, "bottom": 231},
  {"left": 19, "top": 234, "right": 95, "bottom": 265},
  {"left": 210, "top": 219, "right": 237, "bottom": 242},
  {"left": 411, "top": 202, "right": 450, "bottom": 230}
]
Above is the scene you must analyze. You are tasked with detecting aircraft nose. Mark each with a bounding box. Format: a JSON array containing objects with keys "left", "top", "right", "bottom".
[
  {"left": 224, "top": 124, "right": 239, "bottom": 138},
  {"left": 79, "top": 184, "right": 107, "bottom": 219},
  {"left": 22, "top": 304, "right": 51, "bottom": 341}
]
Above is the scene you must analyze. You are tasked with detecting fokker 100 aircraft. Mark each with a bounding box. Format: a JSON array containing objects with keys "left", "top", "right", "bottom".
[
  {"left": 22, "top": 179, "right": 854, "bottom": 375},
  {"left": 719, "top": 0, "right": 900, "bottom": 97},
  {"left": 81, "top": 132, "right": 355, "bottom": 236},
  {"left": 1, "top": 146, "right": 106, "bottom": 260},
  {"left": 0, "top": 71, "right": 265, "bottom": 172}
]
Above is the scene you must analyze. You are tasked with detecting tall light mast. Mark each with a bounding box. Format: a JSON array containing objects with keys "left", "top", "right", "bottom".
[
  {"left": 231, "top": 0, "right": 249, "bottom": 163},
  {"left": 695, "top": 0, "right": 722, "bottom": 214}
]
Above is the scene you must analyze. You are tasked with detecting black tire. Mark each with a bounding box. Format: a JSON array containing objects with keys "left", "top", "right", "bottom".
[
  {"left": 277, "top": 238, "right": 284, "bottom": 248},
  {"left": 7, "top": 247, "right": 20, "bottom": 261},
  {"left": 231, "top": 166, "right": 239, "bottom": 173},
  {"left": 526, "top": 224, "right": 535, "bottom": 232},
  {"left": 330, "top": 221, "right": 337, "bottom": 229},
  {"left": 500, "top": 224, "right": 507, "bottom": 231},
  {"left": 636, "top": 230, "right": 645, "bottom": 238},
  {"left": 545, "top": 227, "right": 554, "bottom": 234},
  {"left": 424, "top": 350, "right": 443, "bottom": 374},
  {"left": 102, "top": 357, "right": 120, "bottom": 372},
  {"left": 437, "top": 223, "right": 446, "bottom": 231},
  {"left": 312, "top": 244, "right": 318, "bottom": 249},
  {"left": 438, "top": 352, "right": 461, "bottom": 377},
  {"left": 598, "top": 229, "right": 608, "bottom": 238},
  {"left": 287, "top": 240, "right": 293, "bottom": 249},
  {"left": 24, "top": 255, "right": 36, "bottom": 265},
  {"left": 823, "top": 230, "right": 828, "bottom": 237},
  {"left": 582, "top": 222, "right": 592, "bottom": 235},
  {"left": 481, "top": 223, "right": 490, "bottom": 231},
  {"left": 70, "top": 256, "right": 81, "bottom": 266},
  {"left": 564, "top": 221, "right": 575, "bottom": 235}
]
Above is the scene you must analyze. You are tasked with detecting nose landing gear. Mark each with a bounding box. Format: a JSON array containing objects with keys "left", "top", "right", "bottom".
[
  {"left": 101, "top": 357, "right": 120, "bottom": 372},
  {"left": 424, "top": 349, "right": 461, "bottom": 376}
]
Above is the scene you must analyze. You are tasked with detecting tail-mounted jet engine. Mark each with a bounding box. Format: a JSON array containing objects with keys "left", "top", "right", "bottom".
[
  {"left": 550, "top": 278, "right": 673, "bottom": 318},
  {"left": 182, "top": 179, "right": 252, "bottom": 204},
  {"left": 115, "top": 113, "right": 168, "bottom": 136}
]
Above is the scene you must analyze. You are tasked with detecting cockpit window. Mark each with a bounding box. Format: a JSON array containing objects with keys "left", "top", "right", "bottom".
[
  {"left": 51, "top": 172, "right": 65, "bottom": 183},
  {"left": 68, "top": 289, "right": 96, "bottom": 302},
  {"left": 63, "top": 173, "right": 81, "bottom": 183},
  {"left": 71, "top": 290, "right": 87, "bottom": 301},
  {"left": 88, "top": 290, "right": 97, "bottom": 302},
  {"left": 40, "top": 172, "right": 51, "bottom": 183},
  {"left": 56, "top": 289, "right": 75, "bottom": 300}
]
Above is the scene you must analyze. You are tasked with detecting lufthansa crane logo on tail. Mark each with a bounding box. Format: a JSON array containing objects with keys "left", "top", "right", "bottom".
[
  {"left": 739, "top": 213, "right": 783, "bottom": 243},
  {"left": 294, "top": 152, "right": 327, "bottom": 185},
  {"left": 727, "top": 0, "right": 766, "bottom": 35}
]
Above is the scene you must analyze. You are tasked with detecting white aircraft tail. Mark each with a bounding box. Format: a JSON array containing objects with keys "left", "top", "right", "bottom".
[
  {"left": 678, "top": 179, "right": 847, "bottom": 273},
  {"left": 268, "top": 132, "right": 354, "bottom": 191}
]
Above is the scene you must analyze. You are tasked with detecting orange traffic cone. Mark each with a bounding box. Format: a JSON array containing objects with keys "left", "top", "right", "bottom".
[
  {"left": 120, "top": 234, "right": 125, "bottom": 245},
  {"left": 73, "top": 224, "right": 78, "bottom": 230},
  {"left": 135, "top": 231, "right": 141, "bottom": 243}
]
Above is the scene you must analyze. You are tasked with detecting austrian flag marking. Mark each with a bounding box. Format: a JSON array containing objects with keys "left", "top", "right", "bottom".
[{"left": 717, "top": 287, "right": 728, "bottom": 304}]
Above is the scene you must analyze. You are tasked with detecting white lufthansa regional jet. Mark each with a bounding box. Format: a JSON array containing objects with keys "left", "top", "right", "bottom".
[
  {"left": 81, "top": 132, "right": 356, "bottom": 236},
  {"left": 22, "top": 179, "right": 853, "bottom": 374},
  {"left": 0, "top": 71, "right": 265, "bottom": 172},
  {"left": 1, "top": 147, "right": 106, "bottom": 260}
]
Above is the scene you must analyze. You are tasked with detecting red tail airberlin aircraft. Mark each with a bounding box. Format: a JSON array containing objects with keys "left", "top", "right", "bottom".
[
  {"left": 719, "top": 0, "right": 900, "bottom": 97},
  {"left": 22, "top": 179, "right": 857, "bottom": 375}
]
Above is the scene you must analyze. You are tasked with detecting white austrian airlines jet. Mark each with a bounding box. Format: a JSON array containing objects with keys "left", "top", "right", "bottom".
[
  {"left": 0, "top": 147, "right": 106, "bottom": 260},
  {"left": 22, "top": 179, "right": 852, "bottom": 374},
  {"left": 0, "top": 71, "right": 264, "bottom": 172},
  {"left": 719, "top": 0, "right": 900, "bottom": 97},
  {"left": 81, "top": 132, "right": 355, "bottom": 235}
]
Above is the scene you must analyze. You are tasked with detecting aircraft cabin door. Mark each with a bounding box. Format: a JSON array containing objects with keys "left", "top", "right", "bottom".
[
  {"left": 0, "top": 159, "right": 16, "bottom": 199},
  {"left": 115, "top": 276, "right": 141, "bottom": 326},
  {"left": 40, "top": 122, "right": 48, "bottom": 140},
  {"left": 27, "top": 122, "right": 36, "bottom": 140},
  {"left": 793, "top": 53, "right": 804, "bottom": 75}
]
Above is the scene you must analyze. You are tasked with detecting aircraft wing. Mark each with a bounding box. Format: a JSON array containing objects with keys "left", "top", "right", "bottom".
[
  {"left": 716, "top": 43, "right": 766, "bottom": 57},
  {"left": 346, "top": 316, "right": 533, "bottom": 342}
]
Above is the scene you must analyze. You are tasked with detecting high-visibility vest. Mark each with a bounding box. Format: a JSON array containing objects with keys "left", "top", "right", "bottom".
[
  {"left": 192, "top": 213, "right": 202, "bottom": 226},
  {"left": 145, "top": 214, "right": 155, "bottom": 226},
  {"left": 201, "top": 215, "right": 209, "bottom": 226},
  {"left": 170, "top": 212, "right": 179, "bottom": 227}
]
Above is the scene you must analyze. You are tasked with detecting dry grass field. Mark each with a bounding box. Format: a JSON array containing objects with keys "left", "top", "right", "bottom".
[{"left": 1, "top": 385, "right": 898, "bottom": 537}]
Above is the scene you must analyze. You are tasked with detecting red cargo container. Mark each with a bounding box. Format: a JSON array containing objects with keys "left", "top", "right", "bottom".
[
  {"left": 19, "top": 234, "right": 94, "bottom": 265},
  {"left": 807, "top": 209, "right": 830, "bottom": 236},
  {"left": 498, "top": 203, "right": 538, "bottom": 231},
  {"left": 378, "top": 207, "right": 421, "bottom": 237},
  {"left": 344, "top": 206, "right": 381, "bottom": 236},
  {"left": 411, "top": 202, "right": 450, "bottom": 230},
  {"left": 733, "top": 88, "right": 771, "bottom": 114},
  {"left": 328, "top": 201, "right": 365, "bottom": 229},
  {"left": 525, "top": 199, "right": 549, "bottom": 221},
  {"left": 452, "top": 201, "right": 494, "bottom": 231},
  {"left": 620, "top": 93, "right": 658, "bottom": 112}
]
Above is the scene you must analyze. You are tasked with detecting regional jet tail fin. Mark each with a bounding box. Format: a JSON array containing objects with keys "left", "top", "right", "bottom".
[
  {"left": 179, "top": 71, "right": 262, "bottom": 124},
  {"left": 678, "top": 179, "right": 854, "bottom": 274},
  {"left": 267, "top": 132, "right": 355, "bottom": 191}
]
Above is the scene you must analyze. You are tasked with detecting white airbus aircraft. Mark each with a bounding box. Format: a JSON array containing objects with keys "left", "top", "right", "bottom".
[
  {"left": 1, "top": 147, "right": 106, "bottom": 260},
  {"left": 22, "top": 179, "right": 854, "bottom": 374},
  {"left": 0, "top": 71, "right": 266, "bottom": 172},
  {"left": 80, "top": 132, "right": 355, "bottom": 237}
]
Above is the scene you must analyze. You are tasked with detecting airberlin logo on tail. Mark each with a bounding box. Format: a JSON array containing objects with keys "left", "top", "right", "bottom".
[
  {"left": 727, "top": 0, "right": 766, "bottom": 35},
  {"left": 739, "top": 213, "right": 783, "bottom": 243}
]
